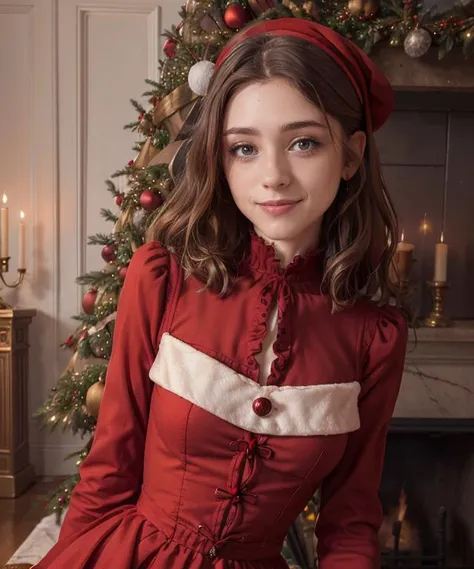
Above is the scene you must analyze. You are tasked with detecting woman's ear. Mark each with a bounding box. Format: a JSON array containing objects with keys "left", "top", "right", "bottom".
[{"left": 342, "top": 130, "right": 366, "bottom": 180}]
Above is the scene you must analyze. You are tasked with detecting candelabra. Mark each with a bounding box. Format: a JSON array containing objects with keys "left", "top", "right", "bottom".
[
  {"left": 423, "top": 281, "right": 451, "bottom": 328},
  {"left": 0, "top": 257, "right": 26, "bottom": 309}
]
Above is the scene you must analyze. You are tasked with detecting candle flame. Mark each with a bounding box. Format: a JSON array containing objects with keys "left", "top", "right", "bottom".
[
  {"left": 398, "top": 488, "right": 407, "bottom": 522},
  {"left": 20, "top": 210, "right": 25, "bottom": 219},
  {"left": 440, "top": 231, "right": 444, "bottom": 243},
  {"left": 400, "top": 229, "right": 405, "bottom": 242},
  {"left": 2, "top": 193, "right": 7, "bottom": 205},
  {"left": 420, "top": 212, "right": 430, "bottom": 234}
]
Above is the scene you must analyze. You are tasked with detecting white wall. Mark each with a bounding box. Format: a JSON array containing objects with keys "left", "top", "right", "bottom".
[{"left": 0, "top": 0, "right": 180, "bottom": 475}]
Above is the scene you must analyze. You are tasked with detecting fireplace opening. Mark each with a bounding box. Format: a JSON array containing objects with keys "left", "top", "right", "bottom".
[
  {"left": 284, "top": 421, "right": 474, "bottom": 569},
  {"left": 379, "top": 426, "right": 474, "bottom": 568}
]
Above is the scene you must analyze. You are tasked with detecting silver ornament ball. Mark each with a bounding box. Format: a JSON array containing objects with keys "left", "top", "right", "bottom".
[
  {"left": 404, "top": 28, "right": 432, "bottom": 58},
  {"left": 188, "top": 60, "right": 216, "bottom": 96}
]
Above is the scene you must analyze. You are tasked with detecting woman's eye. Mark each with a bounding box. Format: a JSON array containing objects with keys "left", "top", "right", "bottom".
[
  {"left": 292, "top": 138, "right": 319, "bottom": 152},
  {"left": 231, "top": 144, "right": 256, "bottom": 158}
]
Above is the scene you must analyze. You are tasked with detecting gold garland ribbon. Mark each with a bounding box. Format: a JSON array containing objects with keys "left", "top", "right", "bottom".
[
  {"left": 134, "top": 82, "right": 198, "bottom": 169},
  {"left": 281, "top": 0, "right": 300, "bottom": 15},
  {"left": 303, "top": 0, "right": 317, "bottom": 18},
  {"left": 134, "top": 137, "right": 157, "bottom": 169},
  {"left": 153, "top": 82, "right": 198, "bottom": 140},
  {"left": 87, "top": 312, "right": 117, "bottom": 336},
  {"left": 66, "top": 349, "right": 79, "bottom": 373},
  {"left": 247, "top": 0, "right": 275, "bottom": 16},
  {"left": 281, "top": 0, "right": 316, "bottom": 17}
]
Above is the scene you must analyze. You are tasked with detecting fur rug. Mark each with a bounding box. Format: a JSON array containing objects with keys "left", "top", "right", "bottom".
[{"left": 3, "top": 513, "right": 60, "bottom": 569}]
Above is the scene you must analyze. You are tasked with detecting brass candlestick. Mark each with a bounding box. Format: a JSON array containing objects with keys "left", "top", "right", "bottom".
[
  {"left": 0, "top": 257, "right": 26, "bottom": 309},
  {"left": 423, "top": 281, "right": 451, "bottom": 328}
]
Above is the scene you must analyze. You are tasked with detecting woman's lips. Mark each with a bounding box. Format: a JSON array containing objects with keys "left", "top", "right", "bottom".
[{"left": 257, "top": 200, "right": 301, "bottom": 216}]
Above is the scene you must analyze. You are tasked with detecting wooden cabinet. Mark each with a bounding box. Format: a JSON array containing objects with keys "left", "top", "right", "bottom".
[{"left": 0, "top": 308, "right": 36, "bottom": 498}]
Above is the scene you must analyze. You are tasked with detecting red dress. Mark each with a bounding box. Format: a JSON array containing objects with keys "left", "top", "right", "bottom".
[{"left": 35, "top": 234, "right": 407, "bottom": 569}]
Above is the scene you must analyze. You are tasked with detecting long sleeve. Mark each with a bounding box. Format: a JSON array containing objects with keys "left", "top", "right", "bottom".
[
  {"left": 58, "top": 242, "right": 170, "bottom": 542},
  {"left": 315, "top": 305, "right": 408, "bottom": 569}
]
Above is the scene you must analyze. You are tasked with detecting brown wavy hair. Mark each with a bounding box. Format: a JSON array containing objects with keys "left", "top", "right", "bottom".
[{"left": 147, "top": 33, "right": 401, "bottom": 311}]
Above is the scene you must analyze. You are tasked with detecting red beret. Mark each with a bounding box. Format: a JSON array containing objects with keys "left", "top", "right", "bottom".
[{"left": 215, "top": 18, "right": 394, "bottom": 132}]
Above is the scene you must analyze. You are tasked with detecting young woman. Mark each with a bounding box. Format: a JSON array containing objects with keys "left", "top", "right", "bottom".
[{"left": 36, "top": 17, "right": 408, "bottom": 569}]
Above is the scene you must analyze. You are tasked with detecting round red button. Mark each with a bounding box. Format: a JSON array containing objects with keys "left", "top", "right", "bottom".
[{"left": 252, "top": 397, "right": 272, "bottom": 417}]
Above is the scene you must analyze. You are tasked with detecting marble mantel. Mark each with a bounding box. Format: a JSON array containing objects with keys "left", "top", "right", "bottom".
[{"left": 394, "top": 320, "right": 474, "bottom": 420}]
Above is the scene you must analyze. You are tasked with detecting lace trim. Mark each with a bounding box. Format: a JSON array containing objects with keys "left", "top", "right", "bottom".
[
  {"left": 246, "top": 280, "right": 279, "bottom": 380},
  {"left": 246, "top": 231, "right": 323, "bottom": 283}
]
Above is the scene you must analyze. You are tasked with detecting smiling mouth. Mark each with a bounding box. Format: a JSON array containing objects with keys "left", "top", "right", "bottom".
[{"left": 257, "top": 200, "right": 302, "bottom": 215}]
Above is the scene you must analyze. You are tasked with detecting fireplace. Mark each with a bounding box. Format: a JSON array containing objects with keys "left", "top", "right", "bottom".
[
  {"left": 379, "top": 419, "right": 474, "bottom": 568},
  {"left": 283, "top": 324, "right": 474, "bottom": 569},
  {"left": 284, "top": 420, "right": 474, "bottom": 569}
]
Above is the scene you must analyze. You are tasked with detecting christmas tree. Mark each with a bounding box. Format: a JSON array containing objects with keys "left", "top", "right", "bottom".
[{"left": 36, "top": 1, "right": 473, "bottom": 562}]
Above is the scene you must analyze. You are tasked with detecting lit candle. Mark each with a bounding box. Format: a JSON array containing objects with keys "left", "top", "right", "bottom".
[
  {"left": 1, "top": 193, "right": 9, "bottom": 259},
  {"left": 434, "top": 232, "right": 448, "bottom": 282},
  {"left": 395, "top": 230, "right": 415, "bottom": 281},
  {"left": 419, "top": 212, "right": 431, "bottom": 235},
  {"left": 18, "top": 211, "right": 26, "bottom": 270}
]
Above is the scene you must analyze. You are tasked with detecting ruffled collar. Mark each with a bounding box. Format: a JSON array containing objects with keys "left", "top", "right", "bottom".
[{"left": 243, "top": 231, "right": 324, "bottom": 284}]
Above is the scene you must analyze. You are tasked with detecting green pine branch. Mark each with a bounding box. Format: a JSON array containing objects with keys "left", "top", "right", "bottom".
[
  {"left": 87, "top": 233, "right": 114, "bottom": 246},
  {"left": 129, "top": 98, "right": 146, "bottom": 115},
  {"left": 111, "top": 168, "right": 131, "bottom": 178},
  {"left": 76, "top": 270, "right": 117, "bottom": 289},
  {"left": 71, "top": 313, "right": 100, "bottom": 326},
  {"left": 101, "top": 208, "right": 119, "bottom": 223},
  {"left": 35, "top": 364, "right": 106, "bottom": 435},
  {"left": 144, "top": 78, "right": 161, "bottom": 89},
  {"left": 47, "top": 474, "right": 81, "bottom": 521},
  {"left": 123, "top": 120, "right": 140, "bottom": 131},
  {"left": 104, "top": 180, "right": 119, "bottom": 197}
]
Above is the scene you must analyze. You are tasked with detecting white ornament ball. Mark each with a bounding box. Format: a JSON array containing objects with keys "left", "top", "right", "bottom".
[
  {"left": 404, "top": 28, "right": 432, "bottom": 59},
  {"left": 188, "top": 60, "right": 216, "bottom": 96}
]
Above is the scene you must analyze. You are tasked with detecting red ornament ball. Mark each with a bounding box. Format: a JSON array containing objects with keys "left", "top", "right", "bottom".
[
  {"left": 128, "top": 159, "right": 134, "bottom": 167},
  {"left": 101, "top": 244, "right": 116, "bottom": 263},
  {"left": 224, "top": 3, "right": 250, "bottom": 29},
  {"left": 82, "top": 289, "right": 97, "bottom": 315},
  {"left": 115, "top": 195, "right": 123, "bottom": 207},
  {"left": 139, "top": 189, "right": 163, "bottom": 212},
  {"left": 119, "top": 266, "right": 128, "bottom": 279},
  {"left": 163, "top": 38, "right": 177, "bottom": 58}
]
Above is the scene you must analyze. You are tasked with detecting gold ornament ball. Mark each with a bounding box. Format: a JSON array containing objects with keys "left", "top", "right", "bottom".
[
  {"left": 347, "top": 0, "right": 364, "bottom": 15},
  {"left": 85, "top": 381, "right": 105, "bottom": 418}
]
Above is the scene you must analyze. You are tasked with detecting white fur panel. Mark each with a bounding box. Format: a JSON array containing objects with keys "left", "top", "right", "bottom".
[{"left": 149, "top": 333, "right": 361, "bottom": 437}]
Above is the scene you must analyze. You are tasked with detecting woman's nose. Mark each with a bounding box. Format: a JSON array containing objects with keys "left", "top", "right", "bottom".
[{"left": 261, "top": 152, "right": 291, "bottom": 189}]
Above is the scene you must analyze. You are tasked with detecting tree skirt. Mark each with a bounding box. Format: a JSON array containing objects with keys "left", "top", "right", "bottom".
[{"left": 3, "top": 513, "right": 61, "bottom": 569}]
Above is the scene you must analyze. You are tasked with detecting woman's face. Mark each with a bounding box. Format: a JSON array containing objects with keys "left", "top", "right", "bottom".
[{"left": 222, "top": 77, "right": 365, "bottom": 264}]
